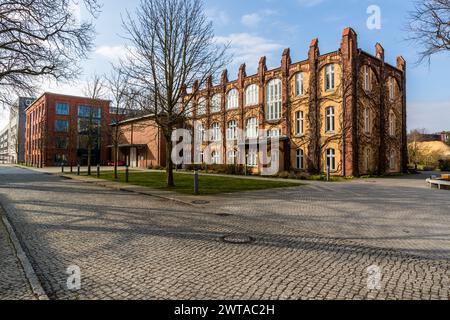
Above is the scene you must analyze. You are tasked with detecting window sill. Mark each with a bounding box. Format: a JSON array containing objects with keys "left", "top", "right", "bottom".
[{"left": 325, "top": 131, "right": 336, "bottom": 135}]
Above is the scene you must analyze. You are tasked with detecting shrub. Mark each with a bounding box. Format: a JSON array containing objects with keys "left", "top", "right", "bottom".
[{"left": 439, "top": 159, "right": 450, "bottom": 172}]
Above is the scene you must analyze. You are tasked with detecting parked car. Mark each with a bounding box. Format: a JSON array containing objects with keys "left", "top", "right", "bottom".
[{"left": 107, "top": 160, "right": 126, "bottom": 166}]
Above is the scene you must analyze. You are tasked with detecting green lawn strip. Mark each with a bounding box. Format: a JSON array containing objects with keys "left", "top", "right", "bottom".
[{"left": 91, "top": 171, "right": 300, "bottom": 195}]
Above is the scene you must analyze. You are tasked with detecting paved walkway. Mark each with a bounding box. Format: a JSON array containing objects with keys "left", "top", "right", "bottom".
[{"left": 0, "top": 207, "right": 36, "bottom": 300}]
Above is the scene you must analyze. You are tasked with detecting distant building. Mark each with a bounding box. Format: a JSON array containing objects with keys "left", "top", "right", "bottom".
[
  {"left": 25, "top": 93, "right": 112, "bottom": 167},
  {"left": 441, "top": 132, "right": 450, "bottom": 145},
  {"left": 8, "top": 97, "right": 35, "bottom": 163},
  {"left": 0, "top": 127, "right": 9, "bottom": 164}
]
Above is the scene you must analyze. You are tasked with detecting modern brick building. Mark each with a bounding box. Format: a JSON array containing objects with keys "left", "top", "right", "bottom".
[
  {"left": 184, "top": 27, "right": 407, "bottom": 176},
  {"left": 110, "top": 115, "right": 166, "bottom": 168},
  {"left": 25, "top": 93, "right": 112, "bottom": 167},
  {"left": 0, "top": 127, "right": 8, "bottom": 164}
]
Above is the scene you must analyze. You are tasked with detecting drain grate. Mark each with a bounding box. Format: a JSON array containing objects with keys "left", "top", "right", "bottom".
[
  {"left": 216, "top": 213, "right": 232, "bottom": 217},
  {"left": 192, "top": 200, "right": 210, "bottom": 205},
  {"left": 221, "top": 235, "right": 254, "bottom": 244}
]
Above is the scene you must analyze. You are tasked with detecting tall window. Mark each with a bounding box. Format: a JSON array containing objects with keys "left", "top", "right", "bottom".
[
  {"left": 364, "top": 107, "right": 370, "bottom": 134},
  {"left": 211, "top": 151, "right": 220, "bottom": 164},
  {"left": 227, "top": 89, "right": 238, "bottom": 110},
  {"left": 325, "top": 64, "right": 335, "bottom": 91},
  {"left": 365, "top": 148, "right": 370, "bottom": 172},
  {"left": 55, "top": 137, "right": 68, "bottom": 149},
  {"left": 55, "top": 120, "right": 69, "bottom": 132},
  {"left": 211, "top": 94, "right": 221, "bottom": 113},
  {"left": 295, "top": 111, "right": 304, "bottom": 135},
  {"left": 211, "top": 123, "right": 221, "bottom": 141},
  {"left": 295, "top": 73, "right": 304, "bottom": 96},
  {"left": 325, "top": 107, "right": 335, "bottom": 133},
  {"left": 390, "top": 150, "right": 396, "bottom": 170},
  {"left": 185, "top": 102, "right": 193, "bottom": 117},
  {"left": 267, "top": 128, "right": 281, "bottom": 138},
  {"left": 245, "top": 84, "right": 259, "bottom": 106},
  {"left": 196, "top": 124, "right": 205, "bottom": 142},
  {"left": 266, "top": 79, "right": 282, "bottom": 120},
  {"left": 388, "top": 77, "right": 395, "bottom": 100},
  {"left": 389, "top": 111, "right": 396, "bottom": 136},
  {"left": 326, "top": 148, "right": 336, "bottom": 171},
  {"left": 56, "top": 103, "right": 69, "bottom": 115},
  {"left": 247, "top": 150, "right": 257, "bottom": 167},
  {"left": 364, "top": 65, "right": 370, "bottom": 92},
  {"left": 246, "top": 117, "right": 258, "bottom": 138},
  {"left": 296, "top": 149, "right": 305, "bottom": 169},
  {"left": 197, "top": 97, "right": 206, "bottom": 116},
  {"left": 227, "top": 120, "right": 237, "bottom": 140},
  {"left": 227, "top": 149, "right": 236, "bottom": 164}
]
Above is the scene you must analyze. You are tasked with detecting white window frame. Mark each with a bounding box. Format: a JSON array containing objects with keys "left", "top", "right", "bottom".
[
  {"left": 296, "top": 149, "right": 305, "bottom": 170},
  {"left": 295, "top": 111, "right": 304, "bottom": 135},
  {"left": 196, "top": 124, "right": 205, "bottom": 142},
  {"left": 226, "top": 120, "right": 237, "bottom": 141},
  {"left": 247, "top": 150, "right": 257, "bottom": 167},
  {"left": 245, "top": 84, "right": 259, "bottom": 107},
  {"left": 267, "top": 128, "right": 281, "bottom": 138},
  {"left": 389, "top": 77, "right": 395, "bottom": 101},
  {"left": 326, "top": 148, "right": 336, "bottom": 171},
  {"left": 246, "top": 117, "right": 258, "bottom": 139},
  {"left": 266, "top": 79, "right": 282, "bottom": 121},
  {"left": 325, "top": 107, "right": 335, "bottom": 133},
  {"left": 211, "top": 94, "right": 221, "bottom": 113},
  {"left": 295, "top": 73, "right": 304, "bottom": 96},
  {"left": 197, "top": 97, "right": 206, "bottom": 116},
  {"left": 211, "top": 123, "right": 221, "bottom": 142},
  {"left": 211, "top": 150, "right": 220, "bottom": 164},
  {"left": 364, "top": 65, "right": 370, "bottom": 92},
  {"left": 227, "top": 89, "right": 239, "bottom": 110},
  {"left": 325, "top": 64, "right": 335, "bottom": 91},
  {"left": 364, "top": 107, "right": 370, "bottom": 134},
  {"left": 227, "top": 149, "right": 237, "bottom": 164}
]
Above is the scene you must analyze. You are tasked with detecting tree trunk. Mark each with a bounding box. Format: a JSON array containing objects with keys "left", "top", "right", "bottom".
[
  {"left": 165, "top": 135, "right": 175, "bottom": 188},
  {"left": 114, "top": 127, "right": 119, "bottom": 180}
]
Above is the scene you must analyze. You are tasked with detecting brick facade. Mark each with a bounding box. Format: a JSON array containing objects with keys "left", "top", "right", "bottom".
[{"left": 25, "top": 93, "right": 111, "bottom": 167}]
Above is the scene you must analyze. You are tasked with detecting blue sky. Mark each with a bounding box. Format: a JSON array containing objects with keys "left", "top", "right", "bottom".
[{"left": 1, "top": 0, "right": 449, "bottom": 132}]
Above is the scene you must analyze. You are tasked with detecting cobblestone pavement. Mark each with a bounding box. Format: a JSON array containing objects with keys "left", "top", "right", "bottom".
[
  {"left": 0, "top": 207, "right": 36, "bottom": 300},
  {"left": 0, "top": 165, "right": 448, "bottom": 300}
]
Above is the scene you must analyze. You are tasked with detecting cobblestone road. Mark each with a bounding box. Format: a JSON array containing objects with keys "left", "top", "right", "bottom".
[{"left": 0, "top": 166, "right": 448, "bottom": 300}]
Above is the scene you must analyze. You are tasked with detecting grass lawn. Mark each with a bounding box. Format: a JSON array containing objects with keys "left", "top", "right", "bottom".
[{"left": 89, "top": 171, "right": 301, "bottom": 195}]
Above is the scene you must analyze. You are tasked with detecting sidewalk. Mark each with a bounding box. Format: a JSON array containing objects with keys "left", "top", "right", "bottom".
[{"left": 0, "top": 209, "right": 37, "bottom": 300}]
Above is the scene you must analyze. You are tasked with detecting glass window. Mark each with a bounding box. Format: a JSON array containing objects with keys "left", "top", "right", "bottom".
[
  {"left": 55, "top": 120, "right": 69, "bottom": 133},
  {"left": 247, "top": 150, "right": 257, "bottom": 167},
  {"left": 296, "top": 149, "right": 305, "bottom": 169},
  {"left": 389, "top": 111, "right": 396, "bottom": 136},
  {"left": 325, "top": 107, "right": 335, "bottom": 133},
  {"left": 364, "top": 107, "right": 370, "bottom": 133},
  {"left": 196, "top": 124, "right": 205, "bottom": 142},
  {"left": 78, "top": 105, "right": 101, "bottom": 119},
  {"left": 246, "top": 117, "right": 258, "bottom": 139},
  {"left": 245, "top": 84, "right": 259, "bottom": 106},
  {"left": 364, "top": 66, "right": 370, "bottom": 92},
  {"left": 227, "top": 149, "right": 237, "bottom": 164},
  {"left": 78, "top": 118, "right": 100, "bottom": 134},
  {"left": 325, "top": 64, "right": 335, "bottom": 91},
  {"left": 55, "top": 137, "right": 68, "bottom": 149},
  {"left": 227, "top": 89, "right": 239, "bottom": 110},
  {"left": 211, "top": 151, "right": 220, "bottom": 164},
  {"left": 295, "top": 73, "right": 304, "bottom": 96},
  {"left": 326, "top": 148, "right": 336, "bottom": 171},
  {"left": 211, "top": 94, "right": 221, "bottom": 113},
  {"left": 365, "top": 148, "right": 371, "bottom": 172},
  {"left": 56, "top": 103, "right": 69, "bottom": 115},
  {"left": 267, "top": 129, "right": 281, "bottom": 138},
  {"left": 197, "top": 98, "right": 206, "bottom": 116},
  {"left": 389, "top": 77, "right": 395, "bottom": 100},
  {"left": 227, "top": 120, "right": 237, "bottom": 141},
  {"left": 266, "top": 79, "right": 282, "bottom": 120},
  {"left": 211, "top": 123, "right": 221, "bottom": 142},
  {"left": 390, "top": 150, "right": 396, "bottom": 170},
  {"left": 295, "top": 111, "right": 304, "bottom": 135}
]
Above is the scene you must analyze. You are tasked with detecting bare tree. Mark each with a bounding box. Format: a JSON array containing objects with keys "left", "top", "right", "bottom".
[
  {"left": 82, "top": 74, "right": 106, "bottom": 175},
  {"left": 407, "top": 0, "right": 450, "bottom": 63},
  {"left": 121, "top": 0, "right": 230, "bottom": 187}
]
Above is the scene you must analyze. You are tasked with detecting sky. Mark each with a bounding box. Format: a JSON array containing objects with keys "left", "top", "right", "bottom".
[{"left": 1, "top": 0, "right": 449, "bottom": 133}]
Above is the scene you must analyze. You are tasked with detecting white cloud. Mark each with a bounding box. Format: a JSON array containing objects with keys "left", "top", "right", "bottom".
[
  {"left": 215, "top": 33, "right": 284, "bottom": 72},
  {"left": 297, "top": 0, "right": 325, "bottom": 7},
  {"left": 94, "top": 45, "right": 130, "bottom": 62},
  {"left": 241, "top": 13, "right": 262, "bottom": 28},
  {"left": 205, "top": 8, "right": 230, "bottom": 26}
]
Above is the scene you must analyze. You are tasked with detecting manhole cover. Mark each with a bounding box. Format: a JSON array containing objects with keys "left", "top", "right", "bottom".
[
  {"left": 192, "top": 200, "right": 210, "bottom": 205},
  {"left": 216, "top": 213, "right": 232, "bottom": 217},
  {"left": 221, "top": 235, "right": 254, "bottom": 244}
]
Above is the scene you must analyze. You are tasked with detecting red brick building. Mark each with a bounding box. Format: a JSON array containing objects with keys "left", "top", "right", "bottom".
[{"left": 25, "top": 93, "right": 112, "bottom": 167}]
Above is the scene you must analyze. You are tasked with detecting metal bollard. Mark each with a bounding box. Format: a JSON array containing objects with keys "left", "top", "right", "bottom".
[
  {"left": 70, "top": 165, "right": 73, "bottom": 173},
  {"left": 61, "top": 163, "right": 64, "bottom": 173},
  {"left": 194, "top": 170, "right": 199, "bottom": 195},
  {"left": 125, "top": 165, "right": 129, "bottom": 183},
  {"left": 97, "top": 164, "right": 100, "bottom": 178},
  {"left": 77, "top": 164, "right": 80, "bottom": 176}
]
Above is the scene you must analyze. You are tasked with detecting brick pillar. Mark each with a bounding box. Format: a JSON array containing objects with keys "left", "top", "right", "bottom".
[
  {"left": 340, "top": 27, "right": 359, "bottom": 177},
  {"left": 397, "top": 56, "right": 408, "bottom": 173},
  {"left": 281, "top": 48, "right": 291, "bottom": 171},
  {"left": 257, "top": 57, "right": 267, "bottom": 172},
  {"left": 307, "top": 38, "right": 320, "bottom": 174},
  {"left": 220, "top": 70, "right": 228, "bottom": 163},
  {"left": 376, "top": 43, "right": 387, "bottom": 175}
]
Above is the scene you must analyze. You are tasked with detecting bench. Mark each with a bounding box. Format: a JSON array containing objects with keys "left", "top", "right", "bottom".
[{"left": 426, "top": 178, "right": 450, "bottom": 190}]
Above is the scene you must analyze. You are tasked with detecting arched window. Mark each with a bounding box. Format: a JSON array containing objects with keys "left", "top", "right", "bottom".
[
  {"left": 296, "top": 149, "right": 305, "bottom": 169},
  {"left": 211, "top": 150, "right": 220, "bottom": 164},
  {"left": 227, "top": 89, "right": 238, "bottom": 110},
  {"left": 326, "top": 148, "right": 336, "bottom": 171},
  {"left": 211, "top": 123, "right": 221, "bottom": 141},
  {"left": 247, "top": 150, "right": 258, "bottom": 167},
  {"left": 211, "top": 94, "right": 221, "bottom": 113},
  {"left": 197, "top": 97, "right": 206, "bottom": 116},
  {"left": 227, "top": 149, "right": 237, "bottom": 165},
  {"left": 185, "top": 102, "right": 193, "bottom": 117},
  {"left": 364, "top": 107, "right": 370, "bottom": 134},
  {"left": 389, "top": 111, "right": 396, "bottom": 136},
  {"left": 226, "top": 120, "right": 237, "bottom": 141},
  {"left": 388, "top": 77, "right": 395, "bottom": 100},
  {"left": 325, "top": 107, "right": 335, "bottom": 133},
  {"left": 266, "top": 79, "right": 282, "bottom": 120},
  {"left": 389, "top": 150, "right": 396, "bottom": 170},
  {"left": 295, "top": 111, "right": 304, "bottom": 135},
  {"left": 196, "top": 123, "right": 205, "bottom": 142},
  {"left": 245, "top": 84, "right": 259, "bottom": 106},
  {"left": 365, "top": 148, "right": 370, "bottom": 172},
  {"left": 295, "top": 73, "right": 304, "bottom": 96},
  {"left": 246, "top": 117, "right": 258, "bottom": 138},
  {"left": 364, "top": 65, "right": 370, "bottom": 92},
  {"left": 325, "top": 64, "right": 335, "bottom": 91}
]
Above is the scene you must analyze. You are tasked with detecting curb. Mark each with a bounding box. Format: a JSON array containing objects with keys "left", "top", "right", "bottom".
[{"left": 0, "top": 207, "right": 49, "bottom": 300}]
